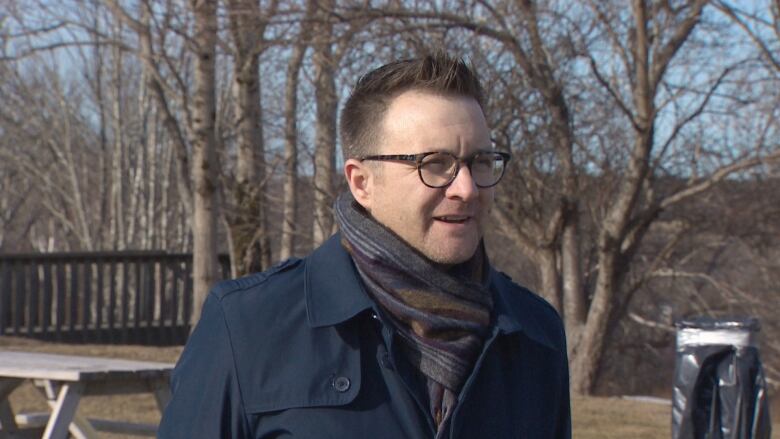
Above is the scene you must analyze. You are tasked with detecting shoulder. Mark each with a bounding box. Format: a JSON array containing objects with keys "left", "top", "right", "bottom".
[
  {"left": 163, "top": 259, "right": 307, "bottom": 437},
  {"left": 195, "top": 251, "right": 364, "bottom": 414},
  {"left": 497, "top": 271, "right": 561, "bottom": 321},
  {"left": 206, "top": 257, "right": 312, "bottom": 342},
  {"left": 491, "top": 270, "right": 567, "bottom": 351},
  {"left": 494, "top": 270, "right": 561, "bottom": 321},
  {"left": 209, "top": 257, "right": 304, "bottom": 302},
  {"left": 187, "top": 256, "right": 308, "bottom": 354}
]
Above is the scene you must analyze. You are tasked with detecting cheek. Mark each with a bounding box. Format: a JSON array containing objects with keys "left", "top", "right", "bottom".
[{"left": 417, "top": 193, "right": 442, "bottom": 218}]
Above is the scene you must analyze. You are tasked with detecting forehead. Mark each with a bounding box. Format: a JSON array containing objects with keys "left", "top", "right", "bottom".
[{"left": 377, "top": 90, "right": 489, "bottom": 154}]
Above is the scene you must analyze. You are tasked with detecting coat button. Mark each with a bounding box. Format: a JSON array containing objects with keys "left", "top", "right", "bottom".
[{"left": 333, "top": 376, "right": 351, "bottom": 392}]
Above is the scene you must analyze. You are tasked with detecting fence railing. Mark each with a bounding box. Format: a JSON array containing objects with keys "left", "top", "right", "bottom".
[{"left": 0, "top": 252, "right": 230, "bottom": 345}]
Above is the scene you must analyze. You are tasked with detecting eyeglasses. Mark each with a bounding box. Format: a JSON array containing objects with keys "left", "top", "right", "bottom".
[{"left": 360, "top": 150, "right": 511, "bottom": 188}]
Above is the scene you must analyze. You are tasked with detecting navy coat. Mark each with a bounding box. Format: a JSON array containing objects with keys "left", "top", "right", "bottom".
[{"left": 158, "top": 234, "right": 571, "bottom": 439}]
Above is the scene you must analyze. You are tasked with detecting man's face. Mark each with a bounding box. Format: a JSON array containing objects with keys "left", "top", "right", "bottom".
[{"left": 357, "top": 90, "right": 494, "bottom": 265}]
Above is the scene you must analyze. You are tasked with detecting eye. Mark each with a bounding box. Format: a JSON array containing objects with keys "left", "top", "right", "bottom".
[
  {"left": 421, "top": 153, "right": 455, "bottom": 174},
  {"left": 471, "top": 153, "right": 495, "bottom": 172}
]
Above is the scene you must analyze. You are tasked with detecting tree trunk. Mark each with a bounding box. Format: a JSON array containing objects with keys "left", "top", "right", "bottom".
[
  {"left": 569, "top": 245, "right": 618, "bottom": 395},
  {"left": 311, "top": 0, "right": 337, "bottom": 247},
  {"left": 225, "top": 0, "right": 274, "bottom": 276},
  {"left": 229, "top": 52, "right": 270, "bottom": 276},
  {"left": 160, "top": 137, "right": 173, "bottom": 248},
  {"left": 189, "top": 0, "right": 219, "bottom": 327},
  {"left": 562, "top": 219, "right": 586, "bottom": 354},
  {"left": 92, "top": 26, "right": 109, "bottom": 250},
  {"left": 110, "top": 35, "right": 125, "bottom": 250},
  {"left": 144, "top": 103, "right": 159, "bottom": 249},
  {"left": 114, "top": 0, "right": 194, "bottom": 217},
  {"left": 279, "top": 12, "right": 310, "bottom": 260},
  {"left": 136, "top": 29, "right": 157, "bottom": 251},
  {"left": 126, "top": 109, "right": 146, "bottom": 247},
  {"left": 54, "top": 96, "right": 94, "bottom": 251},
  {"left": 537, "top": 247, "right": 561, "bottom": 311}
]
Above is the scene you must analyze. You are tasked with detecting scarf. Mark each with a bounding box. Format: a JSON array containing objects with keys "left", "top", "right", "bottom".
[{"left": 334, "top": 192, "right": 493, "bottom": 436}]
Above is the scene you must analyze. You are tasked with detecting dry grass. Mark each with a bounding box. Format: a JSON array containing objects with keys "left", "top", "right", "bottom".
[
  {"left": 572, "top": 396, "right": 670, "bottom": 439},
  {"left": 1, "top": 336, "right": 775, "bottom": 438}
]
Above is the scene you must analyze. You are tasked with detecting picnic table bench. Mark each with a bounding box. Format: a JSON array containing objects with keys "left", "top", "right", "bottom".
[{"left": 0, "top": 351, "right": 173, "bottom": 439}]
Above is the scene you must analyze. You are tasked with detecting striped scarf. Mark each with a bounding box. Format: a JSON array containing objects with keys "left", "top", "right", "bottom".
[{"left": 334, "top": 192, "right": 493, "bottom": 435}]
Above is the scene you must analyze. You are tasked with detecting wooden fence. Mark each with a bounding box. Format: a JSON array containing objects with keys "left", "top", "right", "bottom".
[{"left": 0, "top": 252, "right": 230, "bottom": 345}]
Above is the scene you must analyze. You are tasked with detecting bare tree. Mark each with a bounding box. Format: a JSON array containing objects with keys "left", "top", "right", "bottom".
[
  {"left": 364, "top": 0, "right": 780, "bottom": 394},
  {"left": 108, "top": 18, "right": 127, "bottom": 249},
  {"left": 188, "top": 0, "right": 219, "bottom": 325},
  {"left": 0, "top": 62, "right": 100, "bottom": 251},
  {"left": 714, "top": 0, "right": 780, "bottom": 73},
  {"left": 2, "top": 2, "right": 778, "bottom": 393},
  {"left": 0, "top": 1, "right": 191, "bottom": 255},
  {"left": 565, "top": 0, "right": 780, "bottom": 394},
  {"left": 223, "top": 0, "right": 279, "bottom": 276},
  {"left": 106, "top": 0, "right": 195, "bottom": 220},
  {"left": 280, "top": 0, "right": 315, "bottom": 260},
  {"left": 104, "top": 0, "right": 222, "bottom": 323},
  {"left": 311, "top": 0, "right": 339, "bottom": 247}
]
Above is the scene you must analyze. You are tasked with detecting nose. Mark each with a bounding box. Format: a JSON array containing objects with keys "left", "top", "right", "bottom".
[{"left": 444, "top": 163, "right": 479, "bottom": 202}]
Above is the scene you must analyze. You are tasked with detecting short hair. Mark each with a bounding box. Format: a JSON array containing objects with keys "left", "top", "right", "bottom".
[{"left": 339, "top": 52, "right": 485, "bottom": 161}]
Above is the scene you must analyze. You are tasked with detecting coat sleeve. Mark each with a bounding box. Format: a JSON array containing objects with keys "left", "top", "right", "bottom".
[{"left": 158, "top": 293, "right": 248, "bottom": 439}]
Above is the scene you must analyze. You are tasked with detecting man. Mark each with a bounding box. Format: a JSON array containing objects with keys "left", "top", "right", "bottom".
[{"left": 159, "top": 52, "right": 570, "bottom": 439}]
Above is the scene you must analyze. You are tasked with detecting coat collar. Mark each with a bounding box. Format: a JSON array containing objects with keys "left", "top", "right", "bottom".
[
  {"left": 490, "top": 268, "right": 560, "bottom": 351},
  {"left": 305, "top": 233, "right": 560, "bottom": 352},
  {"left": 305, "top": 233, "right": 374, "bottom": 328}
]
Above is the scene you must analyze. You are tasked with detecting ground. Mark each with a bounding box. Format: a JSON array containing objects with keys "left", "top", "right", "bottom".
[{"left": 0, "top": 336, "right": 775, "bottom": 438}]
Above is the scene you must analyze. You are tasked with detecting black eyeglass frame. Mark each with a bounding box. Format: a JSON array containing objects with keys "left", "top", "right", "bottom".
[{"left": 359, "top": 150, "right": 512, "bottom": 188}]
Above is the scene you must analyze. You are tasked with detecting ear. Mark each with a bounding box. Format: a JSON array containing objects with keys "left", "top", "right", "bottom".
[{"left": 344, "top": 158, "right": 374, "bottom": 211}]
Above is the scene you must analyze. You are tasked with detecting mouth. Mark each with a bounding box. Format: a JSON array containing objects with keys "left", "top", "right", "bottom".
[{"left": 433, "top": 215, "right": 471, "bottom": 224}]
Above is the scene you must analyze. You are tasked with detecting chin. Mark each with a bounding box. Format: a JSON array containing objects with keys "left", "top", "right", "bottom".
[
  {"left": 426, "top": 246, "right": 478, "bottom": 265},
  {"left": 435, "top": 256, "right": 471, "bottom": 265}
]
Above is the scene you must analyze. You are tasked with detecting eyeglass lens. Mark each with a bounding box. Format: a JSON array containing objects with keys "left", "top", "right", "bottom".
[{"left": 419, "top": 151, "right": 506, "bottom": 188}]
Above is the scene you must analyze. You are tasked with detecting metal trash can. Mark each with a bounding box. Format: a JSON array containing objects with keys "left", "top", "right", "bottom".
[{"left": 672, "top": 317, "right": 772, "bottom": 439}]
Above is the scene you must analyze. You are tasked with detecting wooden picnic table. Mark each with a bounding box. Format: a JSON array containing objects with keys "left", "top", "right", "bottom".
[{"left": 0, "top": 350, "right": 173, "bottom": 439}]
